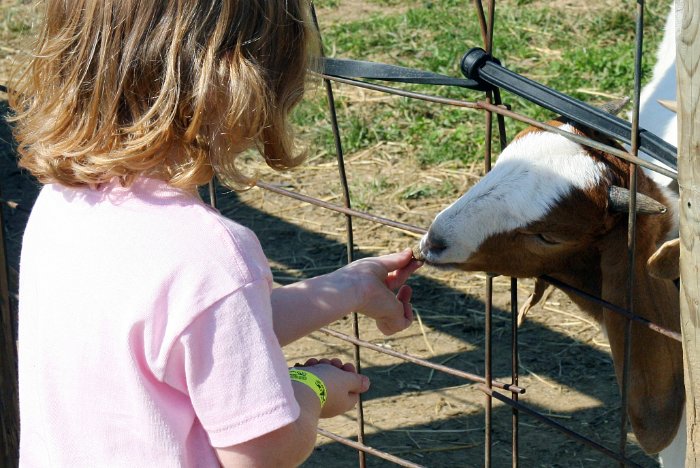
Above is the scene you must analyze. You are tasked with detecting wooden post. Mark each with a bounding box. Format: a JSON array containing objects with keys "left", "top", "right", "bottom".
[{"left": 677, "top": 0, "right": 700, "bottom": 464}]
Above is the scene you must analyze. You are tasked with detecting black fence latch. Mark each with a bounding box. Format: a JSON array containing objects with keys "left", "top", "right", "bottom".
[{"left": 461, "top": 47, "right": 677, "bottom": 170}]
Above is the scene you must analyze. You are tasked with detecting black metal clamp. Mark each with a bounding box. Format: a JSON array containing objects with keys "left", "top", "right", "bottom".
[
  {"left": 320, "top": 57, "right": 492, "bottom": 91},
  {"left": 460, "top": 48, "right": 677, "bottom": 169},
  {"left": 320, "top": 48, "right": 678, "bottom": 171}
]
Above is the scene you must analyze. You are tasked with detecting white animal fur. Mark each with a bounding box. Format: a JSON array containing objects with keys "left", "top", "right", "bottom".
[
  {"left": 636, "top": 3, "right": 677, "bottom": 188},
  {"left": 645, "top": 3, "right": 683, "bottom": 466},
  {"left": 424, "top": 125, "right": 608, "bottom": 263},
  {"left": 422, "top": 2, "right": 685, "bottom": 464},
  {"left": 660, "top": 408, "right": 686, "bottom": 468}
]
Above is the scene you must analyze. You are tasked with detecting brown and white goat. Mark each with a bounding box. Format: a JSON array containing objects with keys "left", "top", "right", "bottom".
[{"left": 416, "top": 120, "right": 683, "bottom": 456}]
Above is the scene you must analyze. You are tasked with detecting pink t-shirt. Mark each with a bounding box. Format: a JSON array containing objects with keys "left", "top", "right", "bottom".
[{"left": 18, "top": 178, "right": 300, "bottom": 466}]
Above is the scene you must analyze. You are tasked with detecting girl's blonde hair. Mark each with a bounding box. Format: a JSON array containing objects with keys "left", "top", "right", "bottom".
[{"left": 9, "top": 0, "right": 316, "bottom": 189}]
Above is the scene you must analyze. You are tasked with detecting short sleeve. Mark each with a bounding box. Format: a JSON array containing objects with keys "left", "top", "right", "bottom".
[{"left": 167, "top": 279, "right": 300, "bottom": 448}]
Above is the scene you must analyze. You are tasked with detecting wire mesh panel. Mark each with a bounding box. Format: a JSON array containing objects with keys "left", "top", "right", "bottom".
[
  {"left": 0, "top": 0, "right": 682, "bottom": 467},
  {"left": 231, "top": 1, "right": 678, "bottom": 467}
]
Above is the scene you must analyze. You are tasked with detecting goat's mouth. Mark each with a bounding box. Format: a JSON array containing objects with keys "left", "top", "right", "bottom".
[
  {"left": 411, "top": 244, "right": 426, "bottom": 262},
  {"left": 411, "top": 241, "right": 471, "bottom": 270},
  {"left": 425, "top": 262, "right": 461, "bottom": 271},
  {"left": 420, "top": 255, "right": 484, "bottom": 273},
  {"left": 418, "top": 257, "right": 463, "bottom": 270},
  {"left": 412, "top": 243, "right": 464, "bottom": 269}
]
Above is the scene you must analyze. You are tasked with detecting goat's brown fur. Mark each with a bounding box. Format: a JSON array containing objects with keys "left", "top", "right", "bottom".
[
  {"left": 449, "top": 121, "right": 682, "bottom": 453},
  {"left": 648, "top": 238, "right": 680, "bottom": 280}
]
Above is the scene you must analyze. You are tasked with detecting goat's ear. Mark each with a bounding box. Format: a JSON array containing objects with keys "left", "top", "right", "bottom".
[
  {"left": 657, "top": 99, "right": 678, "bottom": 113},
  {"left": 608, "top": 186, "right": 667, "bottom": 215},
  {"left": 599, "top": 97, "right": 630, "bottom": 116},
  {"left": 647, "top": 237, "right": 680, "bottom": 280},
  {"left": 517, "top": 279, "right": 553, "bottom": 327}
]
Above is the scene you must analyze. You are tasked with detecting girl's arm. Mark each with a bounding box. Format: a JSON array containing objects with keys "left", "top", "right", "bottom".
[
  {"left": 270, "top": 249, "right": 422, "bottom": 346},
  {"left": 215, "top": 360, "right": 369, "bottom": 467},
  {"left": 215, "top": 381, "right": 320, "bottom": 468}
]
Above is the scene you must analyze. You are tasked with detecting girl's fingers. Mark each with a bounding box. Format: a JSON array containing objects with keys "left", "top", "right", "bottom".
[
  {"left": 397, "top": 285, "right": 414, "bottom": 323},
  {"left": 396, "top": 284, "right": 412, "bottom": 303},
  {"left": 349, "top": 373, "right": 371, "bottom": 393},
  {"left": 303, "top": 357, "right": 357, "bottom": 373},
  {"left": 374, "top": 248, "right": 414, "bottom": 274},
  {"left": 330, "top": 358, "right": 343, "bottom": 368},
  {"left": 386, "top": 258, "right": 423, "bottom": 290}
]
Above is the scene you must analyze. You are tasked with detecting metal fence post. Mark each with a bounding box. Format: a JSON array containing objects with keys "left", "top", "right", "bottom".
[{"left": 0, "top": 194, "right": 18, "bottom": 466}]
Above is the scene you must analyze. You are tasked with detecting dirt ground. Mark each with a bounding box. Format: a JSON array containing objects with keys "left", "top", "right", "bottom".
[
  {"left": 216, "top": 146, "right": 658, "bottom": 468},
  {"left": 0, "top": 1, "right": 664, "bottom": 467},
  {"left": 0, "top": 107, "right": 660, "bottom": 468}
]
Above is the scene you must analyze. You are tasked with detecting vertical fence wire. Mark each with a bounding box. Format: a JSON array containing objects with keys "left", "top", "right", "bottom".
[
  {"left": 0, "top": 190, "right": 17, "bottom": 467},
  {"left": 0, "top": 1, "right": 677, "bottom": 466},
  {"left": 327, "top": 54, "right": 369, "bottom": 468},
  {"left": 301, "top": 4, "right": 659, "bottom": 462},
  {"left": 510, "top": 277, "right": 519, "bottom": 467},
  {"left": 619, "top": 2, "right": 645, "bottom": 464},
  {"left": 492, "top": 84, "right": 515, "bottom": 468},
  {"left": 311, "top": 5, "right": 367, "bottom": 466},
  {"left": 474, "top": 0, "right": 518, "bottom": 467},
  {"left": 492, "top": 82, "right": 517, "bottom": 468},
  {"left": 474, "top": 1, "right": 498, "bottom": 465}
]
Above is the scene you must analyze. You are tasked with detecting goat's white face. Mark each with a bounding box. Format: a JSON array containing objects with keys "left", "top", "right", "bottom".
[
  {"left": 419, "top": 124, "right": 613, "bottom": 276},
  {"left": 418, "top": 122, "right": 684, "bottom": 456}
]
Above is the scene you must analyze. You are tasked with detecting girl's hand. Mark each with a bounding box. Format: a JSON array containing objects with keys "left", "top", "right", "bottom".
[
  {"left": 339, "top": 248, "right": 423, "bottom": 335},
  {"left": 294, "top": 358, "right": 370, "bottom": 418}
]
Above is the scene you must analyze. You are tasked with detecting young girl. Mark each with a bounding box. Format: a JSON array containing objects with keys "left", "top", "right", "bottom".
[{"left": 10, "top": 1, "right": 421, "bottom": 466}]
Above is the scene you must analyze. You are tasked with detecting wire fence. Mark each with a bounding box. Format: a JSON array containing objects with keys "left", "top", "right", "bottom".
[
  {"left": 0, "top": 0, "right": 679, "bottom": 467},
  {"left": 243, "top": 1, "right": 674, "bottom": 466}
]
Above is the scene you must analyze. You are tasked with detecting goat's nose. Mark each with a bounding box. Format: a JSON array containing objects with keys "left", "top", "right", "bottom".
[{"left": 424, "top": 232, "right": 447, "bottom": 256}]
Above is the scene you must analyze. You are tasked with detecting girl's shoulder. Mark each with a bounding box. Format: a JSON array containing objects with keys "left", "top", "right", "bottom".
[{"left": 32, "top": 178, "right": 271, "bottom": 286}]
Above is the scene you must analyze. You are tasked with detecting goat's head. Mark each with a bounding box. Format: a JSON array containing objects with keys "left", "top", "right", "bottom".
[
  {"left": 418, "top": 121, "right": 675, "bottom": 278},
  {"left": 418, "top": 119, "right": 683, "bottom": 455}
]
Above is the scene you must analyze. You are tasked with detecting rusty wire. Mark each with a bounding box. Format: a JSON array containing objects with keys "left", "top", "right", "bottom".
[
  {"left": 317, "top": 428, "right": 427, "bottom": 468},
  {"left": 255, "top": 181, "right": 682, "bottom": 345},
  {"left": 310, "top": 5, "right": 368, "bottom": 467},
  {"left": 310, "top": 73, "right": 678, "bottom": 182},
  {"left": 618, "top": 1, "right": 645, "bottom": 464},
  {"left": 254, "top": 1, "right": 669, "bottom": 467},
  {"left": 319, "top": 327, "right": 526, "bottom": 394},
  {"left": 0, "top": 1, "right": 673, "bottom": 467}
]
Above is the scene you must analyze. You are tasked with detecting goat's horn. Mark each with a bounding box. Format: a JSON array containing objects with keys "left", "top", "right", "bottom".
[
  {"left": 657, "top": 99, "right": 677, "bottom": 113},
  {"left": 608, "top": 186, "right": 667, "bottom": 215},
  {"left": 599, "top": 97, "right": 630, "bottom": 116}
]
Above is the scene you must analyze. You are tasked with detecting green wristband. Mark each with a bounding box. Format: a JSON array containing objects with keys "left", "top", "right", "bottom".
[{"left": 289, "top": 369, "right": 328, "bottom": 408}]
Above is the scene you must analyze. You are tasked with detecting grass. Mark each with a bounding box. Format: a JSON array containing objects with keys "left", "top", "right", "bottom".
[
  {"left": 0, "top": 0, "right": 37, "bottom": 40},
  {"left": 0, "top": 0, "right": 674, "bottom": 171},
  {"left": 300, "top": 0, "right": 673, "bottom": 168}
]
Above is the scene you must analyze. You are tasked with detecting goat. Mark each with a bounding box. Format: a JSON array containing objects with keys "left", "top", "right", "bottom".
[
  {"left": 636, "top": 2, "right": 678, "bottom": 191},
  {"left": 415, "top": 118, "right": 683, "bottom": 456},
  {"left": 416, "top": 3, "right": 686, "bottom": 462},
  {"left": 633, "top": 4, "right": 685, "bottom": 464},
  {"left": 637, "top": 4, "right": 685, "bottom": 465}
]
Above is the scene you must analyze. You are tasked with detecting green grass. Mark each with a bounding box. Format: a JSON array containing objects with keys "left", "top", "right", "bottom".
[
  {"left": 0, "top": 0, "right": 38, "bottom": 37},
  {"left": 297, "top": 0, "right": 672, "bottom": 167}
]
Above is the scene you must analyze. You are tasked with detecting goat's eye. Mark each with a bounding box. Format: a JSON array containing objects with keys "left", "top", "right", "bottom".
[{"left": 537, "top": 233, "right": 561, "bottom": 245}]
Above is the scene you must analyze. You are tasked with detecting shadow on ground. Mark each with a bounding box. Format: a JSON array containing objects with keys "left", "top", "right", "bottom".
[{"left": 0, "top": 103, "right": 658, "bottom": 467}]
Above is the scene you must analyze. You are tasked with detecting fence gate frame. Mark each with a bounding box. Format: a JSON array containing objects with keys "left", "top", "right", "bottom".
[{"left": 256, "top": 0, "right": 688, "bottom": 466}]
